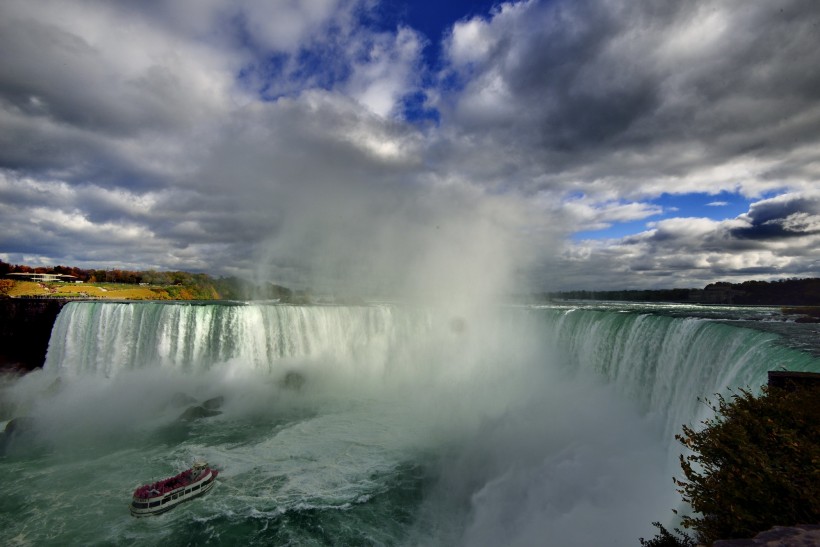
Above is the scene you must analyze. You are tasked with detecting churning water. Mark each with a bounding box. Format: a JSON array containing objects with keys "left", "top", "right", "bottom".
[{"left": 1, "top": 301, "right": 818, "bottom": 546}]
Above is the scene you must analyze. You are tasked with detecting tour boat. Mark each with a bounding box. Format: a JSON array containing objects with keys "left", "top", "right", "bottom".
[{"left": 130, "top": 460, "right": 218, "bottom": 517}]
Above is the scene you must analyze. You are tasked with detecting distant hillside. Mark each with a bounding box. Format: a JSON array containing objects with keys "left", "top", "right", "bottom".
[{"left": 545, "top": 278, "right": 820, "bottom": 306}]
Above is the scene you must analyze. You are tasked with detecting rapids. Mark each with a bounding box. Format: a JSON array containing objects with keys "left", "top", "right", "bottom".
[{"left": 1, "top": 301, "right": 818, "bottom": 546}]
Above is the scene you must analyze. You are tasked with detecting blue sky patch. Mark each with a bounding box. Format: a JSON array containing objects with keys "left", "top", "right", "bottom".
[
  {"left": 377, "top": 0, "right": 499, "bottom": 68},
  {"left": 573, "top": 191, "right": 755, "bottom": 241},
  {"left": 650, "top": 191, "right": 752, "bottom": 221},
  {"left": 401, "top": 91, "right": 440, "bottom": 124}
]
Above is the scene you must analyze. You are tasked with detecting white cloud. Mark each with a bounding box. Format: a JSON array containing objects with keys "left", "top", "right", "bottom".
[
  {"left": 446, "top": 1, "right": 532, "bottom": 66},
  {"left": 242, "top": 0, "right": 342, "bottom": 51},
  {"left": 541, "top": 192, "right": 820, "bottom": 290},
  {"left": 657, "top": 3, "right": 729, "bottom": 63},
  {"left": 345, "top": 26, "right": 425, "bottom": 117},
  {"left": 781, "top": 212, "right": 820, "bottom": 234},
  {"left": 644, "top": 217, "right": 721, "bottom": 240},
  {"left": 544, "top": 195, "right": 662, "bottom": 233},
  {"left": 448, "top": 17, "right": 495, "bottom": 65}
]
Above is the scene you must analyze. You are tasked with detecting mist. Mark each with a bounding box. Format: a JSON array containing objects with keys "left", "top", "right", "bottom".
[
  {"left": 185, "top": 94, "right": 543, "bottom": 306},
  {"left": 423, "top": 372, "right": 678, "bottom": 547}
]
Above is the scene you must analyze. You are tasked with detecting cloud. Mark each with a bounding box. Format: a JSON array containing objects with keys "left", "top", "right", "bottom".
[
  {"left": 542, "top": 191, "right": 820, "bottom": 290},
  {"left": 239, "top": 0, "right": 344, "bottom": 52},
  {"left": 542, "top": 194, "right": 662, "bottom": 233},
  {"left": 1, "top": 0, "right": 819, "bottom": 292},
  {"left": 0, "top": 0, "right": 453, "bottom": 287},
  {"left": 438, "top": 0, "right": 820, "bottom": 199},
  {"left": 344, "top": 26, "right": 426, "bottom": 117},
  {"left": 0, "top": 0, "right": 241, "bottom": 191},
  {"left": 732, "top": 192, "right": 820, "bottom": 240}
]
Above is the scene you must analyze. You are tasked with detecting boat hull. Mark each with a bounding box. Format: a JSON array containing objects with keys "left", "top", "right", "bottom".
[{"left": 130, "top": 469, "right": 218, "bottom": 517}]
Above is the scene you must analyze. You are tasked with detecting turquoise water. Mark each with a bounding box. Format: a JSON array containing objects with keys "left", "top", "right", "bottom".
[{"left": 1, "top": 302, "right": 818, "bottom": 546}]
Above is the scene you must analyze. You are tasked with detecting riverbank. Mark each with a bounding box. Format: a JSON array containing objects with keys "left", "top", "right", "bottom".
[
  {"left": 5, "top": 280, "right": 212, "bottom": 300},
  {"left": 0, "top": 280, "right": 222, "bottom": 371}
]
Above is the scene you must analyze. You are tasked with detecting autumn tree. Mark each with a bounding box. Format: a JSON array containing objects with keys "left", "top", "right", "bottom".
[
  {"left": 0, "top": 279, "right": 14, "bottom": 297},
  {"left": 673, "top": 385, "right": 820, "bottom": 545}
]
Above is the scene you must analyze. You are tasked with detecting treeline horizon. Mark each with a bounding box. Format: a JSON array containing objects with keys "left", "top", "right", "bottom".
[
  {"left": 545, "top": 277, "right": 820, "bottom": 306},
  {"left": 3, "top": 259, "right": 819, "bottom": 305}
]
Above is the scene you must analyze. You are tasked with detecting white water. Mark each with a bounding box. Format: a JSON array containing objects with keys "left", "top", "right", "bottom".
[{"left": 1, "top": 301, "right": 817, "bottom": 546}]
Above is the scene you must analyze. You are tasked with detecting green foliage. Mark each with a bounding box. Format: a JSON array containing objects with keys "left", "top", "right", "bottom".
[
  {"left": 674, "top": 385, "right": 820, "bottom": 545},
  {"left": 211, "top": 277, "right": 296, "bottom": 301},
  {"left": 545, "top": 288, "right": 695, "bottom": 303},
  {"left": 639, "top": 522, "right": 696, "bottom": 547}
]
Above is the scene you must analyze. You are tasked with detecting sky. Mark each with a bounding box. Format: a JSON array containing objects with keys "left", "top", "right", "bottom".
[{"left": 1, "top": 0, "right": 819, "bottom": 293}]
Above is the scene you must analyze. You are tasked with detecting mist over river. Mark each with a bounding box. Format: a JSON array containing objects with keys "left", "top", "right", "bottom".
[{"left": 1, "top": 301, "right": 818, "bottom": 546}]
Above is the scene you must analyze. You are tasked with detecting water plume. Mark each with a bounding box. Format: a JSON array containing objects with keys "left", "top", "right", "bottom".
[
  {"left": 416, "top": 370, "right": 679, "bottom": 547},
  {"left": 249, "top": 157, "right": 532, "bottom": 310}
]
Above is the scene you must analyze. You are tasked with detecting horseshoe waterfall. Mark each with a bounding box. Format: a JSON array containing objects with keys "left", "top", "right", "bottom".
[{"left": 1, "top": 301, "right": 818, "bottom": 546}]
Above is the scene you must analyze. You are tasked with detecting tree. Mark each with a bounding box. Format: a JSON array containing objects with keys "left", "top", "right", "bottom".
[
  {"left": 639, "top": 522, "right": 695, "bottom": 547},
  {"left": 673, "top": 385, "right": 820, "bottom": 545},
  {"left": 0, "top": 279, "right": 14, "bottom": 297}
]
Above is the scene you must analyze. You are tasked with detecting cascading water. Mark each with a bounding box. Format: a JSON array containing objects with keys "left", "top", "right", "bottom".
[
  {"left": 539, "top": 306, "right": 817, "bottom": 440},
  {"left": 1, "top": 301, "right": 818, "bottom": 546},
  {"left": 45, "top": 302, "right": 429, "bottom": 377}
]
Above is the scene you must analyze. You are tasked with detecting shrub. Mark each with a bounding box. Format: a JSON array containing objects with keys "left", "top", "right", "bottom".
[
  {"left": 639, "top": 522, "right": 696, "bottom": 547},
  {"left": 673, "top": 385, "right": 820, "bottom": 545}
]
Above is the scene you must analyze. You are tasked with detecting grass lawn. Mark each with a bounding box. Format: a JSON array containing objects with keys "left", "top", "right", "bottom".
[{"left": 7, "top": 281, "right": 171, "bottom": 300}]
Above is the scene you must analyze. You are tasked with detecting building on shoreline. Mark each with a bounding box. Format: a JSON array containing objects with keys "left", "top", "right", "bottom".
[{"left": 6, "top": 272, "right": 81, "bottom": 283}]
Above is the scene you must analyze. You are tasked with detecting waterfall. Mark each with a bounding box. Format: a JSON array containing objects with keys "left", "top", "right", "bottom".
[
  {"left": 539, "top": 307, "right": 818, "bottom": 438},
  {"left": 45, "top": 302, "right": 431, "bottom": 377},
  {"left": 7, "top": 301, "right": 817, "bottom": 546},
  {"left": 44, "top": 301, "right": 817, "bottom": 439}
]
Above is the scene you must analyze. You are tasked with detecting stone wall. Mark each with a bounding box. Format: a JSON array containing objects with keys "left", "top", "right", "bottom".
[
  {"left": 713, "top": 524, "right": 820, "bottom": 546},
  {"left": 767, "top": 370, "right": 820, "bottom": 391}
]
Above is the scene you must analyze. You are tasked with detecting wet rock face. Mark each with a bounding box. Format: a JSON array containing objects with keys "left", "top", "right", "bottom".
[
  {"left": 767, "top": 370, "right": 820, "bottom": 391},
  {"left": 0, "top": 416, "right": 36, "bottom": 455},
  {"left": 177, "top": 405, "right": 222, "bottom": 421},
  {"left": 3, "top": 416, "right": 35, "bottom": 436},
  {"left": 0, "top": 299, "right": 67, "bottom": 371},
  {"left": 713, "top": 525, "right": 820, "bottom": 546},
  {"left": 280, "top": 371, "right": 305, "bottom": 391},
  {"left": 201, "top": 396, "right": 224, "bottom": 410},
  {"left": 177, "top": 396, "right": 225, "bottom": 421}
]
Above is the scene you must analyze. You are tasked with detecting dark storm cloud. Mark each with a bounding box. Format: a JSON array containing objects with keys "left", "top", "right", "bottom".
[
  {"left": 0, "top": 19, "right": 189, "bottom": 136},
  {"left": 441, "top": 0, "right": 820, "bottom": 196},
  {"left": 731, "top": 195, "right": 820, "bottom": 240},
  {"left": 487, "top": 1, "right": 664, "bottom": 150}
]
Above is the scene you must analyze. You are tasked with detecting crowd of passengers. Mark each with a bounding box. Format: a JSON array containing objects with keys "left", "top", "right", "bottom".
[{"left": 133, "top": 470, "right": 193, "bottom": 499}]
